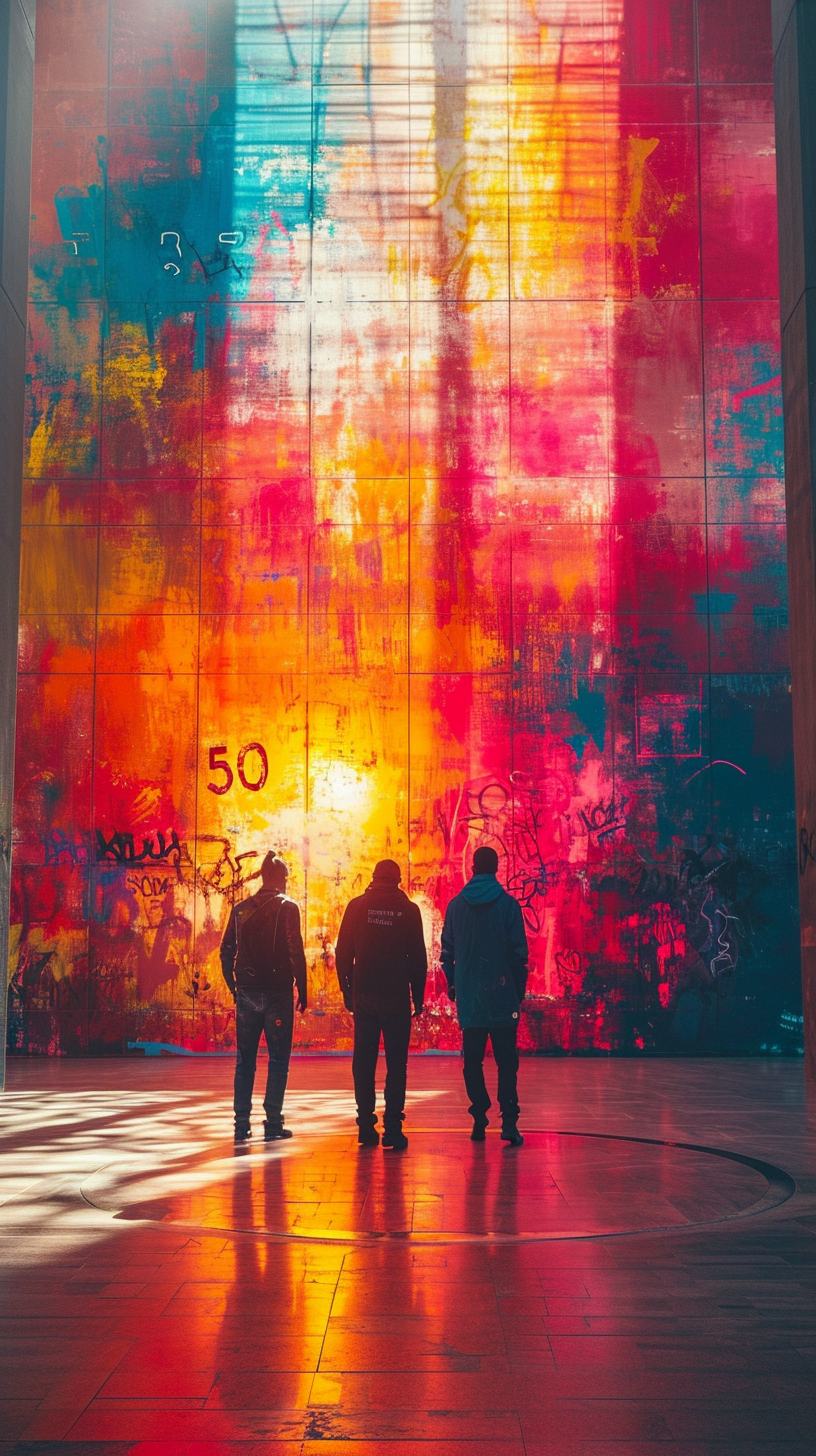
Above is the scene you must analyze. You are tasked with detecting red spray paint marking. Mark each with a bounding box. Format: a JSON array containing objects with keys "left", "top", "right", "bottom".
[
  {"left": 731, "top": 375, "right": 781, "bottom": 410},
  {"left": 684, "top": 760, "right": 747, "bottom": 786}
]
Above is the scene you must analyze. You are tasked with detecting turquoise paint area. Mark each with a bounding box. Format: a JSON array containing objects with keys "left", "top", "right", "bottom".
[
  {"left": 566, "top": 683, "right": 607, "bottom": 758},
  {"left": 710, "top": 345, "right": 784, "bottom": 477},
  {"left": 696, "top": 591, "right": 738, "bottom": 615},
  {"left": 34, "top": 2, "right": 366, "bottom": 335}
]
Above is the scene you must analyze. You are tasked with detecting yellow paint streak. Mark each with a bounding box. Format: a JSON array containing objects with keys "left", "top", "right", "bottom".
[{"left": 105, "top": 324, "right": 168, "bottom": 436}]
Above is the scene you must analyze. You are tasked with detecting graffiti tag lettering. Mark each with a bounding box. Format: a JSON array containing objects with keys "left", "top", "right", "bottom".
[
  {"left": 41, "top": 827, "right": 92, "bottom": 866},
  {"left": 580, "top": 796, "right": 629, "bottom": 841},
  {"left": 95, "top": 828, "right": 182, "bottom": 865}
]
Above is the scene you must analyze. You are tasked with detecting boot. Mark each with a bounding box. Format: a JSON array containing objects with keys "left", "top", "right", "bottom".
[
  {"left": 383, "top": 1110, "right": 407, "bottom": 1151},
  {"left": 358, "top": 1128, "right": 380, "bottom": 1147},
  {"left": 501, "top": 1117, "right": 523, "bottom": 1147},
  {"left": 234, "top": 1121, "right": 251, "bottom": 1143},
  {"left": 470, "top": 1115, "right": 488, "bottom": 1141},
  {"left": 264, "top": 1117, "right": 293, "bottom": 1141},
  {"left": 382, "top": 1128, "right": 408, "bottom": 1151}
]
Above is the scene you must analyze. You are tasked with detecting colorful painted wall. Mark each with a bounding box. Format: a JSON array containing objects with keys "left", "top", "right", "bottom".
[{"left": 11, "top": 0, "right": 801, "bottom": 1056}]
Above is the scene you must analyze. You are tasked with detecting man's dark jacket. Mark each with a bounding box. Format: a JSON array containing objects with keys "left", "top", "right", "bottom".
[
  {"left": 220, "top": 889, "right": 307, "bottom": 1007},
  {"left": 441, "top": 874, "right": 528, "bottom": 1028},
  {"left": 335, "top": 883, "right": 427, "bottom": 1018}
]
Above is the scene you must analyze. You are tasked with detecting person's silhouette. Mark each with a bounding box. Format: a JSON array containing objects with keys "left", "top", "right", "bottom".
[
  {"left": 220, "top": 853, "right": 307, "bottom": 1142},
  {"left": 335, "top": 860, "right": 427, "bottom": 1151},
  {"left": 441, "top": 845, "right": 528, "bottom": 1145}
]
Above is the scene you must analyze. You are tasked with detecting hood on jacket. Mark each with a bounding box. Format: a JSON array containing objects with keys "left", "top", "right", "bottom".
[
  {"left": 364, "top": 879, "right": 407, "bottom": 897},
  {"left": 460, "top": 873, "right": 505, "bottom": 905}
]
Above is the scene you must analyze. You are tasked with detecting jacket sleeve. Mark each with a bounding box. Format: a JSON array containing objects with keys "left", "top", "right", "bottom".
[
  {"left": 440, "top": 902, "right": 455, "bottom": 994},
  {"left": 507, "top": 897, "right": 529, "bottom": 1000},
  {"left": 283, "top": 900, "right": 308, "bottom": 1009},
  {"left": 220, "top": 906, "right": 238, "bottom": 994},
  {"left": 334, "top": 900, "right": 356, "bottom": 1010},
  {"left": 407, "top": 903, "right": 428, "bottom": 1014}
]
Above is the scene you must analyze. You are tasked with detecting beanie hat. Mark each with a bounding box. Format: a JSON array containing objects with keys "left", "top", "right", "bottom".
[{"left": 371, "top": 858, "right": 402, "bottom": 885}]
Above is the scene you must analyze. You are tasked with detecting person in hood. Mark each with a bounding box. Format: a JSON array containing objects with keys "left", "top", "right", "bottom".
[
  {"left": 335, "top": 859, "right": 427, "bottom": 1150},
  {"left": 441, "top": 845, "right": 528, "bottom": 1145},
  {"left": 220, "top": 852, "right": 307, "bottom": 1142}
]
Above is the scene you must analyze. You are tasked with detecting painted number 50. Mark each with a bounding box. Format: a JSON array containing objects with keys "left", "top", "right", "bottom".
[{"left": 207, "top": 743, "right": 269, "bottom": 794}]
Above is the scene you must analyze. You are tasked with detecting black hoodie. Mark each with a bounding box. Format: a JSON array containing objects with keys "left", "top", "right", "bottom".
[{"left": 335, "top": 882, "right": 427, "bottom": 1018}]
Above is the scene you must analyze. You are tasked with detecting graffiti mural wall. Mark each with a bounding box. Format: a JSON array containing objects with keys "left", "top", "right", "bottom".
[{"left": 12, "top": 0, "right": 801, "bottom": 1055}]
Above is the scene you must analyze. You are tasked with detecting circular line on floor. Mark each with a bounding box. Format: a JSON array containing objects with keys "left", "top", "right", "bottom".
[{"left": 79, "top": 1127, "right": 797, "bottom": 1246}]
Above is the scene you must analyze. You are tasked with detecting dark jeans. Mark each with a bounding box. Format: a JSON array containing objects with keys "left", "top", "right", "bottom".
[
  {"left": 352, "top": 1009, "right": 412, "bottom": 1133},
  {"left": 462, "top": 1024, "right": 520, "bottom": 1122},
  {"left": 234, "top": 989, "right": 294, "bottom": 1126}
]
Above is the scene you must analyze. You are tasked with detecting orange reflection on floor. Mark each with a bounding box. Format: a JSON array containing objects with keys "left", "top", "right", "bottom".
[
  {"left": 0, "top": 1056, "right": 811, "bottom": 1452},
  {"left": 97, "top": 1128, "right": 769, "bottom": 1242}
]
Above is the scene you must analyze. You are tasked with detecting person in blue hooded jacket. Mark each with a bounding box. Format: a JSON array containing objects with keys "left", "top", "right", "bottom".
[{"left": 440, "top": 845, "right": 529, "bottom": 1145}]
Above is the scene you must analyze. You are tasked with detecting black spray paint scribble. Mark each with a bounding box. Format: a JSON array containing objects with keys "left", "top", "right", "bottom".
[
  {"left": 95, "top": 829, "right": 182, "bottom": 866},
  {"left": 579, "top": 796, "right": 629, "bottom": 841},
  {"left": 798, "top": 823, "right": 816, "bottom": 877}
]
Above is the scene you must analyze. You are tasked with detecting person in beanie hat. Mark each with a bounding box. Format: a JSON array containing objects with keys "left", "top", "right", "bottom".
[
  {"left": 335, "top": 859, "right": 427, "bottom": 1150},
  {"left": 441, "top": 845, "right": 529, "bottom": 1145},
  {"left": 220, "top": 852, "right": 307, "bottom": 1142}
]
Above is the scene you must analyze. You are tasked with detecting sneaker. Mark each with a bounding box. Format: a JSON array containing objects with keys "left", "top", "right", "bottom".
[
  {"left": 357, "top": 1128, "right": 380, "bottom": 1147},
  {"left": 382, "top": 1130, "right": 408, "bottom": 1151},
  {"left": 264, "top": 1121, "right": 293, "bottom": 1141},
  {"left": 234, "top": 1123, "right": 252, "bottom": 1143},
  {"left": 470, "top": 1117, "right": 488, "bottom": 1142},
  {"left": 501, "top": 1121, "right": 524, "bottom": 1147}
]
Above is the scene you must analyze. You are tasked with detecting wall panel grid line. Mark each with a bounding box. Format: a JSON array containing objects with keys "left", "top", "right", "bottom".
[{"left": 11, "top": 0, "right": 799, "bottom": 1057}]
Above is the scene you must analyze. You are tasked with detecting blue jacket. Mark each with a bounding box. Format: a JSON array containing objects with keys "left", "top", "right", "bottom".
[{"left": 440, "top": 875, "right": 529, "bottom": 1029}]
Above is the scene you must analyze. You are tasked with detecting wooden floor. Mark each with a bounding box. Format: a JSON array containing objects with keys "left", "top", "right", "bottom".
[{"left": 0, "top": 1054, "right": 813, "bottom": 1455}]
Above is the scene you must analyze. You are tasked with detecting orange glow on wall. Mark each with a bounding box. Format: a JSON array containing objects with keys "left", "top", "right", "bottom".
[{"left": 11, "top": 0, "right": 799, "bottom": 1057}]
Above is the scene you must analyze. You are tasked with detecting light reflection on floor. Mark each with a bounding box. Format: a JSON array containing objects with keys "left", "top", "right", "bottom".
[
  {"left": 82, "top": 1127, "right": 778, "bottom": 1243},
  {"left": 0, "top": 1057, "right": 812, "bottom": 1451}
]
